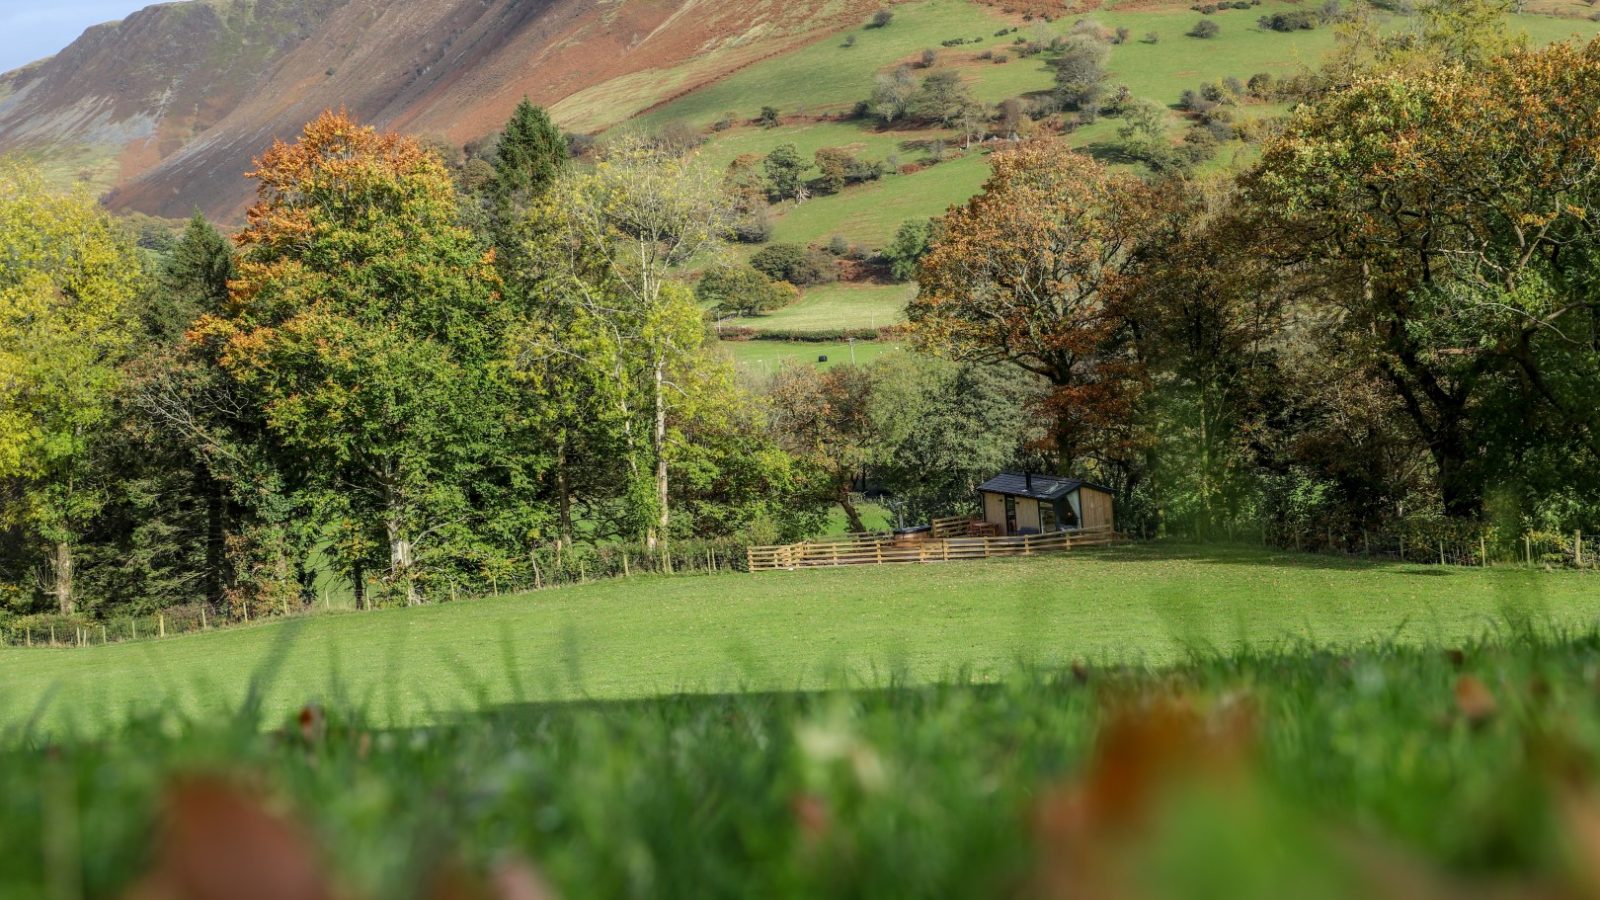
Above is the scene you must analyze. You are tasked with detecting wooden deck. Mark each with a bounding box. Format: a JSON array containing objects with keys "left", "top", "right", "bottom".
[{"left": 746, "top": 525, "right": 1119, "bottom": 573}]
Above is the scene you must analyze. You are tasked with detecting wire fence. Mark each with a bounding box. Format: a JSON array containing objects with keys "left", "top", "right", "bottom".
[
  {"left": 0, "top": 538, "right": 753, "bottom": 650},
  {"left": 1265, "top": 525, "right": 1600, "bottom": 570}
]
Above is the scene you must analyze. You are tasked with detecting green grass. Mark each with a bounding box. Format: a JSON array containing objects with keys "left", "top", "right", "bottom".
[
  {"left": 692, "top": 121, "right": 930, "bottom": 174},
  {"left": 726, "top": 281, "right": 914, "bottom": 331},
  {"left": 632, "top": 0, "right": 1016, "bottom": 130},
  {"left": 10, "top": 581, "right": 1600, "bottom": 897},
  {"left": 770, "top": 151, "right": 992, "bottom": 248},
  {"left": 5, "top": 544, "right": 1597, "bottom": 734},
  {"left": 720, "top": 339, "right": 909, "bottom": 374}
]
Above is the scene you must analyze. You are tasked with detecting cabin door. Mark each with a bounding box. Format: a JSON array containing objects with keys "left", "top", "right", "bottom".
[{"left": 1004, "top": 496, "right": 1018, "bottom": 535}]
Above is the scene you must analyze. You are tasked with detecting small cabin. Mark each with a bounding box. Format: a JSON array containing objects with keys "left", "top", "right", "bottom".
[{"left": 977, "top": 473, "right": 1116, "bottom": 536}]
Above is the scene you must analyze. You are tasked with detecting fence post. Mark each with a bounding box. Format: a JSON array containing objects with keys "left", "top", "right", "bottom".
[
  {"left": 1577, "top": 531, "right": 1585, "bottom": 567},
  {"left": 1363, "top": 530, "right": 1370, "bottom": 557},
  {"left": 159, "top": 614, "right": 166, "bottom": 639},
  {"left": 1439, "top": 540, "right": 1445, "bottom": 566},
  {"left": 100, "top": 625, "right": 107, "bottom": 645},
  {"left": 200, "top": 607, "right": 208, "bottom": 630},
  {"left": 50, "top": 625, "right": 56, "bottom": 646},
  {"left": 132, "top": 619, "right": 138, "bottom": 641},
  {"left": 1525, "top": 534, "right": 1533, "bottom": 566},
  {"left": 1481, "top": 535, "right": 1489, "bottom": 568}
]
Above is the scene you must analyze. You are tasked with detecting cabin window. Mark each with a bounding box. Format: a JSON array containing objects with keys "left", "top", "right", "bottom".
[{"left": 1040, "top": 502, "right": 1058, "bottom": 533}]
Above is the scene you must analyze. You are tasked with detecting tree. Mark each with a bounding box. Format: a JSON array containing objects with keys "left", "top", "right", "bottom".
[
  {"left": 1054, "top": 35, "right": 1109, "bottom": 110},
  {"left": 1242, "top": 40, "right": 1600, "bottom": 517},
  {"left": 869, "top": 9, "right": 894, "bottom": 28},
  {"left": 697, "top": 265, "right": 799, "bottom": 318},
  {"left": 192, "top": 112, "right": 511, "bottom": 605},
  {"left": 533, "top": 137, "right": 733, "bottom": 552},
  {"left": 908, "top": 71, "right": 976, "bottom": 126},
  {"left": 763, "top": 144, "right": 811, "bottom": 202},
  {"left": 767, "top": 364, "right": 879, "bottom": 532},
  {"left": 868, "top": 356, "right": 1040, "bottom": 524},
  {"left": 871, "top": 66, "right": 920, "bottom": 125},
  {"left": 1117, "top": 100, "right": 1183, "bottom": 171},
  {"left": 1188, "top": 20, "right": 1220, "bottom": 39},
  {"left": 0, "top": 165, "right": 140, "bottom": 614},
  {"left": 909, "top": 141, "right": 1176, "bottom": 470},
  {"left": 750, "top": 244, "right": 838, "bottom": 286},
  {"left": 881, "top": 219, "right": 935, "bottom": 282},
  {"left": 493, "top": 99, "right": 568, "bottom": 209}
]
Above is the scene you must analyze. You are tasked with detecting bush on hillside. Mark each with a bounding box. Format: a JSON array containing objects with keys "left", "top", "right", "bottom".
[
  {"left": 750, "top": 244, "right": 839, "bottom": 286},
  {"left": 1189, "top": 19, "right": 1221, "bottom": 38}
]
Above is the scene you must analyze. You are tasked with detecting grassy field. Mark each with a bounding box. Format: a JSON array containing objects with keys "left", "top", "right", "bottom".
[
  {"left": 720, "top": 339, "right": 909, "bottom": 374},
  {"left": 5, "top": 544, "right": 1596, "bottom": 735},
  {"left": 725, "top": 281, "right": 914, "bottom": 331},
  {"left": 8, "top": 558, "right": 1600, "bottom": 896}
]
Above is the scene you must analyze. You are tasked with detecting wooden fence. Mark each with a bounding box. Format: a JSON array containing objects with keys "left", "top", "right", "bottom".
[{"left": 746, "top": 526, "right": 1120, "bottom": 573}]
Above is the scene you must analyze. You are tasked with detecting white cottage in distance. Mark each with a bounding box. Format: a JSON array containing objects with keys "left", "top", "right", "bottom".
[{"left": 976, "top": 473, "right": 1116, "bottom": 536}]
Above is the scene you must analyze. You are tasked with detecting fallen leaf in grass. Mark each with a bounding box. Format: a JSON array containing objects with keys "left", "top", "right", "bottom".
[
  {"left": 124, "top": 777, "right": 336, "bottom": 900},
  {"left": 298, "top": 704, "right": 326, "bottom": 745},
  {"left": 427, "top": 859, "right": 559, "bottom": 900},
  {"left": 792, "top": 793, "right": 831, "bottom": 844},
  {"left": 1455, "top": 675, "right": 1497, "bottom": 726}
]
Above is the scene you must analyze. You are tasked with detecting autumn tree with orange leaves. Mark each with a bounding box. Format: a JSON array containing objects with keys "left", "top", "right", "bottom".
[
  {"left": 908, "top": 141, "right": 1178, "bottom": 474},
  {"left": 191, "top": 111, "right": 523, "bottom": 607}
]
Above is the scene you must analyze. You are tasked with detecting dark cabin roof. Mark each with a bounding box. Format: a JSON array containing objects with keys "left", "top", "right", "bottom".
[{"left": 977, "top": 473, "right": 1112, "bottom": 502}]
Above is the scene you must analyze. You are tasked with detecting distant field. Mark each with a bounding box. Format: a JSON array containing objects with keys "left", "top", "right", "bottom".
[
  {"left": 4, "top": 544, "right": 1596, "bottom": 733},
  {"left": 720, "top": 339, "right": 909, "bottom": 373},
  {"left": 725, "top": 282, "right": 914, "bottom": 331},
  {"left": 771, "top": 151, "right": 992, "bottom": 249}
]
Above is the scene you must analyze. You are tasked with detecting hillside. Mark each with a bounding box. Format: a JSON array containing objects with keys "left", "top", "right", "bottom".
[{"left": 0, "top": 0, "right": 884, "bottom": 220}]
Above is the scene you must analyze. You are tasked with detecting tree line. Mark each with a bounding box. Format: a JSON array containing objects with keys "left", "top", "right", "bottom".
[{"left": 3, "top": 20, "right": 1599, "bottom": 624}]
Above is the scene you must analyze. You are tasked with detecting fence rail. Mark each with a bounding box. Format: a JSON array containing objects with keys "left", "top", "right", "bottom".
[{"left": 746, "top": 526, "right": 1120, "bottom": 572}]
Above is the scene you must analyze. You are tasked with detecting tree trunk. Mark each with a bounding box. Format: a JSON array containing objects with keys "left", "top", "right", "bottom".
[
  {"left": 386, "top": 512, "right": 420, "bottom": 606},
  {"left": 651, "top": 359, "right": 670, "bottom": 555},
  {"left": 556, "top": 433, "right": 573, "bottom": 545},
  {"left": 52, "top": 540, "right": 74, "bottom": 616},
  {"left": 351, "top": 559, "right": 367, "bottom": 612},
  {"left": 202, "top": 467, "right": 228, "bottom": 609},
  {"left": 1433, "top": 431, "right": 1483, "bottom": 520},
  {"left": 838, "top": 487, "right": 868, "bottom": 535}
]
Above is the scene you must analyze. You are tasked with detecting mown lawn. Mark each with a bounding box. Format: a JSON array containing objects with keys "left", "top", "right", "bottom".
[{"left": 4, "top": 544, "right": 1595, "bottom": 735}]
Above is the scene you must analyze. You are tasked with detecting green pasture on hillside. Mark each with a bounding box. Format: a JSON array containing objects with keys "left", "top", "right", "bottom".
[
  {"left": 720, "top": 339, "right": 908, "bottom": 374},
  {"left": 725, "top": 281, "right": 914, "bottom": 331},
  {"left": 4, "top": 544, "right": 1596, "bottom": 734}
]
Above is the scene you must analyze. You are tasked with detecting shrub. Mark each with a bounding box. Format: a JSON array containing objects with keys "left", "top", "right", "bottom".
[
  {"left": 1144, "top": 31, "right": 1160, "bottom": 43},
  {"left": 869, "top": 9, "right": 894, "bottom": 28},
  {"left": 1247, "top": 72, "right": 1275, "bottom": 99},
  {"left": 828, "top": 234, "right": 851, "bottom": 256},
  {"left": 1114, "top": 27, "right": 1131, "bottom": 44},
  {"left": 750, "top": 244, "right": 838, "bottom": 286},
  {"left": 758, "top": 106, "right": 781, "bottom": 127},
  {"left": 920, "top": 48, "right": 938, "bottom": 68},
  {"left": 1189, "top": 19, "right": 1221, "bottom": 38},
  {"left": 1258, "top": 10, "right": 1317, "bottom": 31},
  {"left": 732, "top": 208, "right": 774, "bottom": 244},
  {"left": 713, "top": 112, "right": 737, "bottom": 132},
  {"left": 843, "top": 34, "right": 858, "bottom": 48}
]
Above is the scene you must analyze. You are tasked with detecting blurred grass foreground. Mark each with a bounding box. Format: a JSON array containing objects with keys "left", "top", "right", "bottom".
[{"left": 13, "top": 627, "right": 1600, "bottom": 898}]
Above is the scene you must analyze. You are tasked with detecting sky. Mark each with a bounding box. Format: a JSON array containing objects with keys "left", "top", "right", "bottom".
[{"left": 0, "top": 1, "right": 157, "bottom": 74}]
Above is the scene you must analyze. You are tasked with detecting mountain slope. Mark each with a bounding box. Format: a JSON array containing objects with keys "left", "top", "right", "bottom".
[{"left": 0, "top": 0, "right": 880, "bottom": 220}]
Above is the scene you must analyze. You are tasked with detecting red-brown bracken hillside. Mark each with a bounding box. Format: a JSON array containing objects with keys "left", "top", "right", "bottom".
[{"left": 0, "top": 0, "right": 881, "bottom": 221}]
